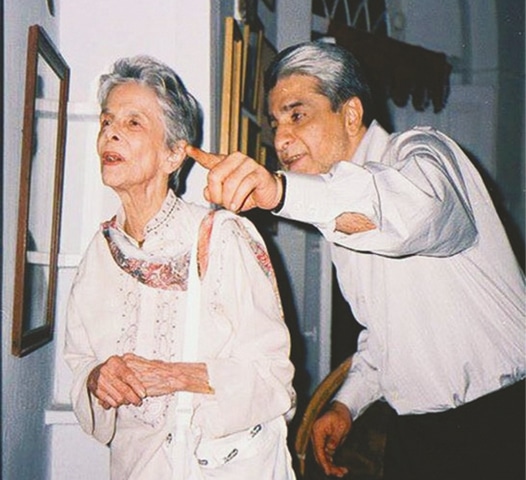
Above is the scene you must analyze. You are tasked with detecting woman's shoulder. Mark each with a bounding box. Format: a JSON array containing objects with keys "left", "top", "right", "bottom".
[
  {"left": 197, "top": 208, "right": 275, "bottom": 278},
  {"left": 177, "top": 199, "right": 212, "bottom": 222},
  {"left": 201, "top": 208, "right": 261, "bottom": 242}
]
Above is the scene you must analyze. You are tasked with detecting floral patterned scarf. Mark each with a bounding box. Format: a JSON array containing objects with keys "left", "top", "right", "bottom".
[{"left": 101, "top": 216, "right": 192, "bottom": 291}]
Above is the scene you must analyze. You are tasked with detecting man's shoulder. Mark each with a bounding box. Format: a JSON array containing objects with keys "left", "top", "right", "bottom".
[{"left": 386, "top": 125, "right": 457, "bottom": 161}]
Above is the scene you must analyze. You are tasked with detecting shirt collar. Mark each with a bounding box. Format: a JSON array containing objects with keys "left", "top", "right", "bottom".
[{"left": 351, "top": 120, "right": 390, "bottom": 166}]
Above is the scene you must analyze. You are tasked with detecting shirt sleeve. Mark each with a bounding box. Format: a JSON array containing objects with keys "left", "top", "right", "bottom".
[
  {"left": 333, "top": 329, "right": 382, "bottom": 419},
  {"left": 64, "top": 270, "right": 117, "bottom": 445},
  {"left": 193, "top": 212, "right": 296, "bottom": 437},
  {"left": 277, "top": 132, "right": 478, "bottom": 258}
]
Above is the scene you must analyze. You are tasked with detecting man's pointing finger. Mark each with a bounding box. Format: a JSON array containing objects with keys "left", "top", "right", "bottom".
[{"left": 185, "top": 145, "right": 224, "bottom": 170}]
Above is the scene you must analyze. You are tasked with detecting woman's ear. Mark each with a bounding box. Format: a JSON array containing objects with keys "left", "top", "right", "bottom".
[
  {"left": 343, "top": 97, "right": 364, "bottom": 136},
  {"left": 164, "top": 140, "right": 187, "bottom": 174}
]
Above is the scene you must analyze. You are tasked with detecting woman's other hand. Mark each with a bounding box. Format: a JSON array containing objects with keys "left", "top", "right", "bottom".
[
  {"left": 87, "top": 355, "right": 147, "bottom": 409},
  {"left": 123, "top": 353, "right": 215, "bottom": 396}
]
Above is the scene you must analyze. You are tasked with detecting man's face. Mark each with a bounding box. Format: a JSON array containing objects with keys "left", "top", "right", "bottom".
[{"left": 268, "top": 74, "right": 356, "bottom": 174}]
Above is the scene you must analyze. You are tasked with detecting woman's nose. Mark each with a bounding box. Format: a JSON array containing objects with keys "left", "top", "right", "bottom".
[{"left": 104, "top": 123, "right": 120, "bottom": 141}]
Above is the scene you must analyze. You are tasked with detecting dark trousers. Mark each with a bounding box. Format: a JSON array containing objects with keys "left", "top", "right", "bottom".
[{"left": 383, "top": 381, "right": 525, "bottom": 480}]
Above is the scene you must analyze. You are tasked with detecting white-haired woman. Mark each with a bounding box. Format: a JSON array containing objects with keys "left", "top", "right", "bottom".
[{"left": 65, "top": 55, "right": 296, "bottom": 480}]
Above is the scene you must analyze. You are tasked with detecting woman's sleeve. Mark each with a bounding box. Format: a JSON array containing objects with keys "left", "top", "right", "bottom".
[
  {"left": 278, "top": 132, "right": 478, "bottom": 258},
  {"left": 64, "top": 274, "right": 116, "bottom": 445},
  {"left": 194, "top": 212, "right": 295, "bottom": 438}
]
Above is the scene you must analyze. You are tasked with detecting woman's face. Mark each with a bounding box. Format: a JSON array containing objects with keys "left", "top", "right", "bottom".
[{"left": 97, "top": 82, "right": 175, "bottom": 196}]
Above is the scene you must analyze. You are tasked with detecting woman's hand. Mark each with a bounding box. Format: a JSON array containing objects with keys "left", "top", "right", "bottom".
[
  {"left": 123, "top": 353, "right": 215, "bottom": 396},
  {"left": 311, "top": 401, "right": 352, "bottom": 478},
  {"left": 87, "top": 355, "right": 147, "bottom": 409}
]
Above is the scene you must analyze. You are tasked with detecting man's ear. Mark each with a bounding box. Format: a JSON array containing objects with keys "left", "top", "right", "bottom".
[
  {"left": 343, "top": 97, "right": 364, "bottom": 136},
  {"left": 164, "top": 140, "right": 187, "bottom": 174}
]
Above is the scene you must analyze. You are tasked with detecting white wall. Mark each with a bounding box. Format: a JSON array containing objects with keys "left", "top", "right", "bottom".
[
  {"left": 2, "top": 2, "right": 59, "bottom": 479},
  {"left": 58, "top": 0, "right": 215, "bottom": 253}
]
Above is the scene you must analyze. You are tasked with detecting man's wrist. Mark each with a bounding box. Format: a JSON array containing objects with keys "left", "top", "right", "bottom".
[
  {"left": 271, "top": 172, "right": 287, "bottom": 213},
  {"left": 330, "top": 400, "right": 353, "bottom": 422}
]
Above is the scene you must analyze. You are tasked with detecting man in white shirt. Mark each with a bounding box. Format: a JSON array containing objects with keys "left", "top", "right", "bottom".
[{"left": 187, "top": 41, "right": 525, "bottom": 480}]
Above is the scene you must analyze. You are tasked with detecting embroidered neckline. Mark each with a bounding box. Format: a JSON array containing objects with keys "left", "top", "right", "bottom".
[{"left": 102, "top": 216, "right": 191, "bottom": 291}]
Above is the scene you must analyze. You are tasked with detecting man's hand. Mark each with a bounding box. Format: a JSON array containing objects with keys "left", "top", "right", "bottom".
[
  {"left": 311, "top": 401, "right": 353, "bottom": 477},
  {"left": 87, "top": 355, "right": 146, "bottom": 409},
  {"left": 185, "top": 146, "right": 283, "bottom": 212},
  {"left": 123, "top": 353, "right": 214, "bottom": 396}
]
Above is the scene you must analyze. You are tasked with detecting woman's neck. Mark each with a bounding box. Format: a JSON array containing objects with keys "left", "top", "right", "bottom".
[{"left": 119, "top": 187, "right": 169, "bottom": 243}]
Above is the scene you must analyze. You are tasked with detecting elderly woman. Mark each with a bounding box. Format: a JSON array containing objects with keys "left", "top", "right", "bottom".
[{"left": 64, "top": 55, "right": 296, "bottom": 480}]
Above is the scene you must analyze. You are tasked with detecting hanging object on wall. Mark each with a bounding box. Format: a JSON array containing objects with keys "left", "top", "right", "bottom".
[
  {"left": 12, "top": 25, "right": 70, "bottom": 357},
  {"left": 219, "top": 16, "right": 279, "bottom": 234},
  {"left": 47, "top": 0, "right": 55, "bottom": 16},
  {"left": 219, "top": 17, "right": 244, "bottom": 154},
  {"left": 328, "top": 21, "right": 452, "bottom": 113},
  {"left": 219, "top": 16, "right": 273, "bottom": 166}
]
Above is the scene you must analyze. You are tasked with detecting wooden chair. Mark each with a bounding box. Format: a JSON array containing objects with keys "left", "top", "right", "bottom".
[{"left": 294, "top": 356, "right": 353, "bottom": 477}]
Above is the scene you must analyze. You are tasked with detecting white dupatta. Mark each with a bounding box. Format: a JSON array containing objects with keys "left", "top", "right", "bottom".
[{"left": 168, "top": 234, "right": 205, "bottom": 480}]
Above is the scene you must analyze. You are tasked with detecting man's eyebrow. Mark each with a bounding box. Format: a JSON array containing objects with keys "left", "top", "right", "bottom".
[
  {"left": 282, "top": 100, "right": 304, "bottom": 112},
  {"left": 268, "top": 100, "right": 305, "bottom": 122}
]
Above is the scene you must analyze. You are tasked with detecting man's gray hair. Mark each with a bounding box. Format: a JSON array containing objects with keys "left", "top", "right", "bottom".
[{"left": 264, "top": 41, "right": 373, "bottom": 125}]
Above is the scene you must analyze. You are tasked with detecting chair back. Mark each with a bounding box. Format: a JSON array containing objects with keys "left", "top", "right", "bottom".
[{"left": 294, "top": 356, "right": 353, "bottom": 476}]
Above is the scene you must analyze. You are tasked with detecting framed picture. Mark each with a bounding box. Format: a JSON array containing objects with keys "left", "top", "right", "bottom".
[
  {"left": 12, "top": 25, "right": 70, "bottom": 357},
  {"left": 219, "top": 17, "right": 244, "bottom": 154},
  {"left": 242, "top": 19, "right": 263, "bottom": 114},
  {"left": 219, "top": 17, "right": 279, "bottom": 173},
  {"left": 46, "top": 0, "right": 56, "bottom": 16},
  {"left": 240, "top": 113, "right": 262, "bottom": 162}
]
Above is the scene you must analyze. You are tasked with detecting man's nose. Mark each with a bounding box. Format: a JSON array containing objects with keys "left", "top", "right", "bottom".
[{"left": 273, "top": 124, "right": 292, "bottom": 154}]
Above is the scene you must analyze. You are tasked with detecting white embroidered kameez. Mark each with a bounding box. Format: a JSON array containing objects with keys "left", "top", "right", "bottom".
[{"left": 65, "top": 191, "right": 296, "bottom": 479}]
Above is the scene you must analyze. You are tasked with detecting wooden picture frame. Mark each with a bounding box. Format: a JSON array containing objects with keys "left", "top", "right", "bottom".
[
  {"left": 242, "top": 19, "right": 264, "bottom": 114},
  {"left": 219, "top": 17, "right": 244, "bottom": 154},
  {"left": 240, "top": 113, "right": 262, "bottom": 162},
  {"left": 12, "top": 25, "right": 70, "bottom": 357},
  {"left": 219, "top": 17, "right": 278, "bottom": 171}
]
